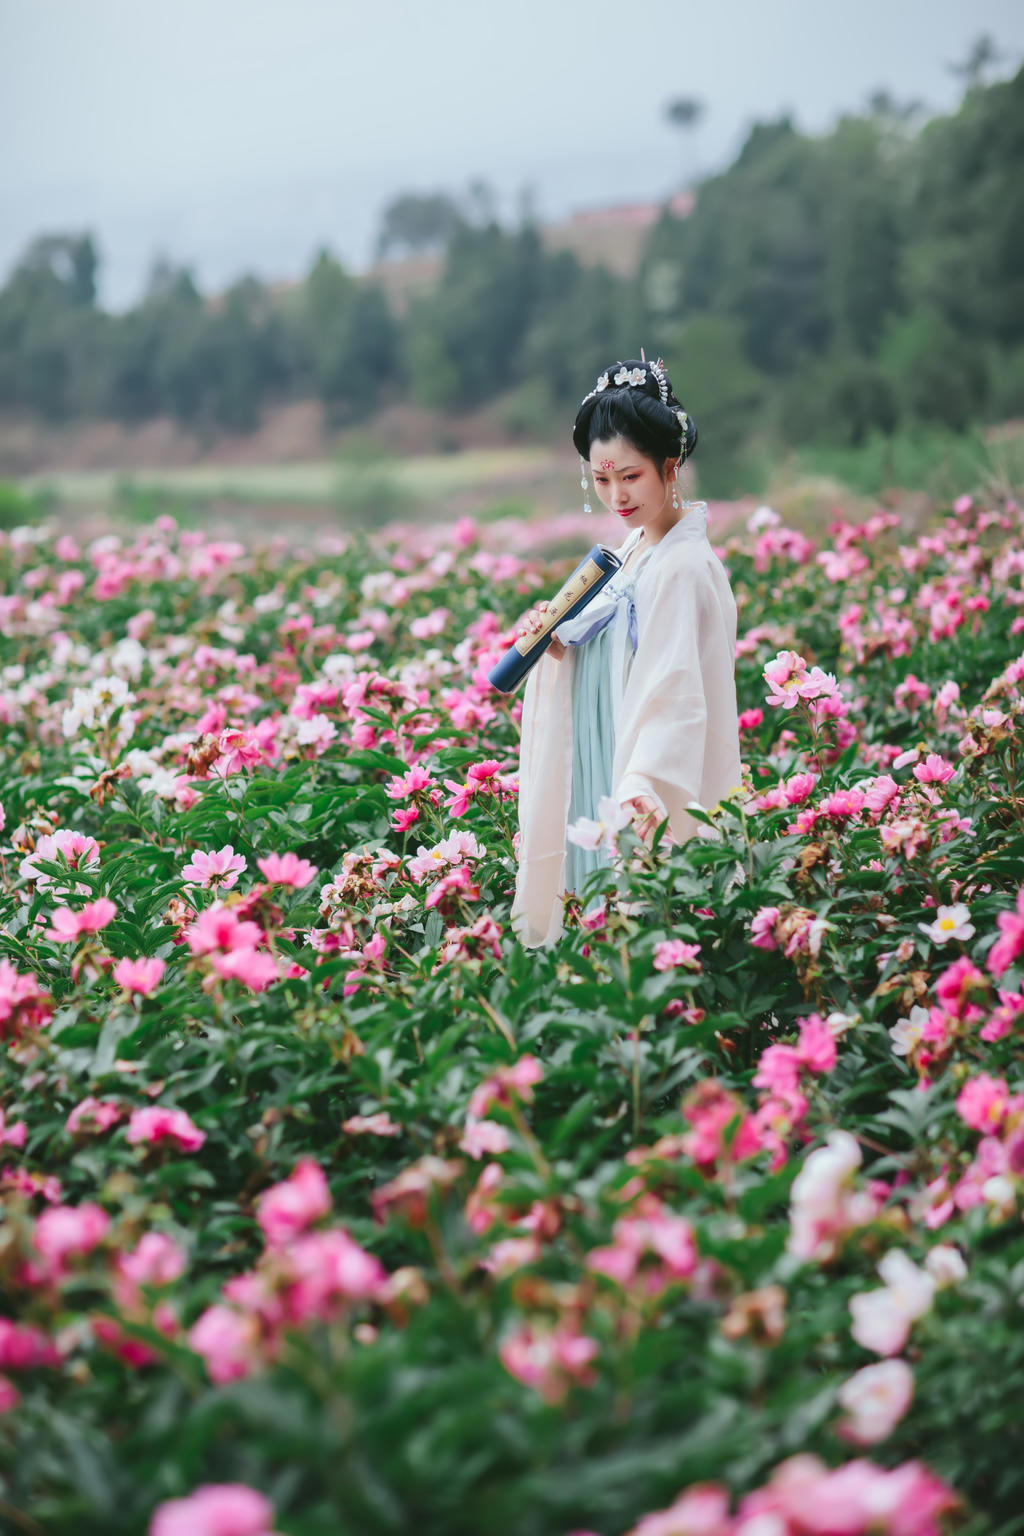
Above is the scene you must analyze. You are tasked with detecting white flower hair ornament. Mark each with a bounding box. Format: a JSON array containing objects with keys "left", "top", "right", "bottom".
[
  {"left": 676, "top": 408, "right": 691, "bottom": 459},
  {"left": 581, "top": 356, "right": 671, "bottom": 411}
]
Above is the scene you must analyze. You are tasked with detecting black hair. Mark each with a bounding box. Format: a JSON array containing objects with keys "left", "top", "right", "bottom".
[{"left": 572, "top": 357, "right": 698, "bottom": 470}]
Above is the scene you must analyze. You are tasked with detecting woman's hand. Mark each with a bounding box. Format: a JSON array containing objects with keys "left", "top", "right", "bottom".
[
  {"left": 623, "top": 794, "right": 662, "bottom": 845},
  {"left": 516, "top": 600, "right": 566, "bottom": 661}
]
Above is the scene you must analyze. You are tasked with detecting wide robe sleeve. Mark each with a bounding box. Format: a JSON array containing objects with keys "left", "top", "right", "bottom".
[
  {"left": 611, "top": 551, "right": 714, "bottom": 839},
  {"left": 510, "top": 646, "right": 576, "bottom": 948}
]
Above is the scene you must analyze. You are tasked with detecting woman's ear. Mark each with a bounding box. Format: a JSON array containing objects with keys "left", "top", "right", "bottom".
[{"left": 664, "top": 456, "right": 680, "bottom": 479}]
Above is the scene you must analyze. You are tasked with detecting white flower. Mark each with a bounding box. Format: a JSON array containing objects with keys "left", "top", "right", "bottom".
[
  {"left": 917, "top": 903, "right": 974, "bottom": 945},
  {"left": 566, "top": 794, "right": 632, "bottom": 857},
  {"left": 613, "top": 367, "right": 631, "bottom": 385},
  {"left": 108, "top": 637, "right": 147, "bottom": 681},
  {"left": 982, "top": 1174, "right": 1016, "bottom": 1216},
  {"left": 627, "top": 367, "right": 646, "bottom": 386},
  {"left": 850, "top": 1288, "right": 912, "bottom": 1356},
  {"left": 595, "top": 372, "right": 610, "bottom": 391},
  {"left": 889, "top": 1005, "right": 929, "bottom": 1056},
  {"left": 836, "top": 1359, "right": 914, "bottom": 1445},
  {"left": 850, "top": 1251, "right": 935, "bottom": 1357},
  {"left": 924, "top": 1245, "right": 967, "bottom": 1287},
  {"left": 566, "top": 817, "right": 604, "bottom": 852},
  {"left": 295, "top": 714, "right": 337, "bottom": 751},
  {"left": 877, "top": 1250, "right": 935, "bottom": 1319},
  {"left": 892, "top": 747, "right": 920, "bottom": 770},
  {"left": 747, "top": 505, "right": 781, "bottom": 533}
]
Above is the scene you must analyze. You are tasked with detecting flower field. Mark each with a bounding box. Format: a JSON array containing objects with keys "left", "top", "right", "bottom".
[{"left": 1, "top": 495, "right": 1023, "bottom": 1536}]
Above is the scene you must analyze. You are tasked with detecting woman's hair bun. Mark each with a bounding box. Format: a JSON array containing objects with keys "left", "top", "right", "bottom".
[{"left": 572, "top": 357, "right": 697, "bottom": 466}]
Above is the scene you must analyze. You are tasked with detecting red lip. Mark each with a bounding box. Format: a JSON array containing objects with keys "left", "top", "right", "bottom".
[{"left": 616, "top": 507, "right": 637, "bottom": 518}]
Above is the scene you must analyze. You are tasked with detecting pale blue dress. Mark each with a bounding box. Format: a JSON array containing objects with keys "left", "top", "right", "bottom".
[{"left": 559, "top": 534, "right": 645, "bottom": 899}]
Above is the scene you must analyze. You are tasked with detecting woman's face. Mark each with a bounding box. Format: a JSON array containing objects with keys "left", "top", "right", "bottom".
[{"left": 589, "top": 436, "right": 676, "bottom": 538}]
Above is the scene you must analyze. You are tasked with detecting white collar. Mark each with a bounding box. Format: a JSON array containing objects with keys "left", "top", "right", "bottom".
[{"left": 618, "top": 501, "right": 708, "bottom": 564}]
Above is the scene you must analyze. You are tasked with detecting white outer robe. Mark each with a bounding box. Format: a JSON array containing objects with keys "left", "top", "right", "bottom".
[{"left": 511, "top": 503, "right": 742, "bottom": 948}]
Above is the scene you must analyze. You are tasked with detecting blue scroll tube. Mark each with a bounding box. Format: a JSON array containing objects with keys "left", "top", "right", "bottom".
[{"left": 488, "top": 544, "right": 622, "bottom": 694}]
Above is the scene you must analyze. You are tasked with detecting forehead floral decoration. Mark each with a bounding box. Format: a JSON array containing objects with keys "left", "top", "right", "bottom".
[{"left": 599, "top": 458, "right": 616, "bottom": 470}]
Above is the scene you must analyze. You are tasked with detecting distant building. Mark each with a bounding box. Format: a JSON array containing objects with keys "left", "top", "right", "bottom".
[
  {"left": 541, "top": 190, "right": 696, "bottom": 276},
  {"left": 270, "top": 190, "right": 697, "bottom": 313}
]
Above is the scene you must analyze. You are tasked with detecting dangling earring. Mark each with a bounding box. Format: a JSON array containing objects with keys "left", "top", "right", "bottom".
[
  {"left": 580, "top": 456, "right": 593, "bottom": 515},
  {"left": 671, "top": 465, "right": 680, "bottom": 510}
]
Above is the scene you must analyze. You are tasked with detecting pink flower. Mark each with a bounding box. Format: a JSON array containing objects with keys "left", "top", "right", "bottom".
[
  {"left": 127, "top": 1106, "right": 206, "bottom": 1153},
  {"left": 210, "top": 949, "right": 279, "bottom": 991},
  {"left": 425, "top": 863, "right": 480, "bottom": 909},
  {"left": 213, "top": 728, "right": 266, "bottom": 777},
  {"left": 0, "top": 1108, "right": 27, "bottom": 1148},
  {"left": 499, "top": 1320, "right": 598, "bottom": 1402},
  {"left": 150, "top": 1483, "right": 277, "bottom": 1536},
  {"left": 255, "top": 852, "right": 318, "bottom": 889},
  {"left": 956, "top": 1073, "right": 1009, "bottom": 1132},
  {"left": 0, "top": 1319, "right": 58, "bottom": 1369},
  {"left": 989, "top": 889, "right": 1024, "bottom": 976},
  {"left": 34, "top": 1202, "right": 111, "bottom": 1269},
  {"left": 737, "top": 1454, "right": 956, "bottom": 1536},
  {"left": 750, "top": 906, "right": 780, "bottom": 950},
  {"left": 935, "top": 955, "right": 987, "bottom": 1018},
  {"left": 0, "top": 959, "right": 54, "bottom": 1041},
  {"left": 0, "top": 1376, "right": 19, "bottom": 1413},
  {"left": 20, "top": 829, "right": 100, "bottom": 891},
  {"left": 118, "top": 1232, "right": 187, "bottom": 1293},
  {"left": 281, "top": 1228, "right": 387, "bottom": 1316},
  {"left": 796, "top": 1014, "right": 838, "bottom": 1073},
  {"left": 653, "top": 939, "right": 702, "bottom": 972},
  {"left": 181, "top": 845, "right": 247, "bottom": 890},
  {"left": 186, "top": 905, "right": 263, "bottom": 956},
  {"left": 753, "top": 1044, "right": 802, "bottom": 1096},
  {"left": 819, "top": 788, "right": 865, "bottom": 820},
  {"left": 113, "top": 956, "right": 166, "bottom": 994},
  {"left": 784, "top": 771, "right": 818, "bottom": 805},
  {"left": 763, "top": 649, "right": 810, "bottom": 709},
  {"left": 837, "top": 1359, "right": 914, "bottom": 1445},
  {"left": 257, "top": 1160, "right": 332, "bottom": 1247},
  {"left": 188, "top": 1307, "right": 260, "bottom": 1385},
  {"left": 913, "top": 752, "right": 956, "bottom": 784},
  {"left": 342, "top": 1112, "right": 401, "bottom": 1138},
  {"left": 627, "top": 1484, "right": 731, "bottom": 1536},
  {"left": 66, "top": 1096, "right": 123, "bottom": 1135},
  {"left": 467, "top": 1056, "right": 543, "bottom": 1120},
  {"left": 864, "top": 774, "right": 899, "bottom": 816},
  {"left": 459, "top": 1119, "right": 512, "bottom": 1158},
  {"left": 45, "top": 897, "right": 118, "bottom": 942},
  {"left": 738, "top": 708, "right": 763, "bottom": 731},
  {"left": 385, "top": 764, "right": 436, "bottom": 799}
]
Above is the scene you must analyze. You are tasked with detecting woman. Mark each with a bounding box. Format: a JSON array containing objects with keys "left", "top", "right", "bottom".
[{"left": 510, "top": 357, "right": 742, "bottom": 948}]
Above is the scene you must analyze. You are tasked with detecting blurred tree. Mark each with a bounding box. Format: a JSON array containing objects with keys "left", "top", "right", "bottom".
[
  {"left": 412, "top": 221, "right": 545, "bottom": 406},
  {"left": 20, "top": 232, "right": 98, "bottom": 306},
  {"left": 880, "top": 306, "right": 988, "bottom": 430},
  {"left": 948, "top": 33, "right": 1006, "bottom": 89},
  {"left": 901, "top": 64, "right": 1024, "bottom": 345},
  {"left": 776, "top": 351, "right": 898, "bottom": 448},
  {"left": 101, "top": 261, "right": 202, "bottom": 422},
  {"left": 375, "top": 193, "right": 462, "bottom": 260},
  {"left": 664, "top": 313, "right": 768, "bottom": 496},
  {"left": 665, "top": 96, "right": 705, "bottom": 181},
  {"left": 464, "top": 178, "right": 498, "bottom": 227},
  {"left": 300, "top": 249, "right": 399, "bottom": 418}
]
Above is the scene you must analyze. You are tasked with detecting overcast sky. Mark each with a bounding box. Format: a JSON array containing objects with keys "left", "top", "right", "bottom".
[{"left": 2, "top": 0, "right": 1023, "bottom": 308}]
